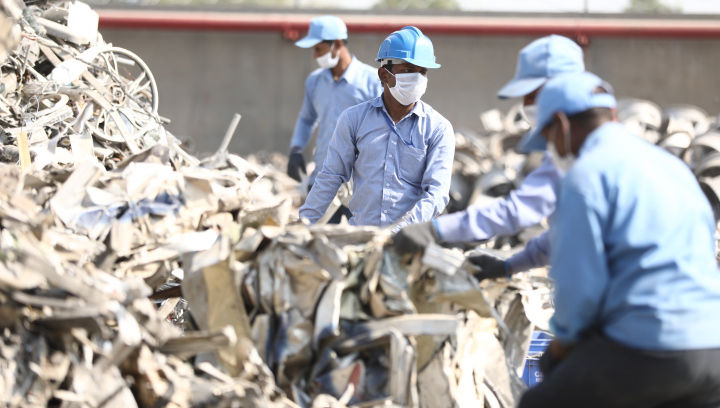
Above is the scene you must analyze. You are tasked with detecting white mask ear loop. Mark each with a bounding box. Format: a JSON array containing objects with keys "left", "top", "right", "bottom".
[
  {"left": 548, "top": 118, "right": 577, "bottom": 173},
  {"left": 383, "top": 67, "right": 395, "bottom": 87}
]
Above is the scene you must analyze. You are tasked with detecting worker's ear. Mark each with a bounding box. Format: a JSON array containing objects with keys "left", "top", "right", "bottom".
[
  {"left": 555, "top": 112, "right": 572, "bottom": 155},
  {"left": 556, "top": 112, "right": 570, "bottom": 134},
  {"left": 610, "top": 107, "right": 618, "bottom": 122}
]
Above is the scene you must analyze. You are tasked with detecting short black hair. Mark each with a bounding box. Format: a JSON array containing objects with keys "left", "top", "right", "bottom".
[
  {"left": 568, "top": 107, "right": 614, "bottom": 125},
  {"left": 322, "top": 39, "right": 348, "bottom": 45},
  {"left": 567, "top": 86, "right": 614, "bottom": 124}
]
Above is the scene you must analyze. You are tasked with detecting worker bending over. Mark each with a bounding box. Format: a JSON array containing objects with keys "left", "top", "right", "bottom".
[{"left": 519, "top": 71, "right": 720, "bottom": 407}]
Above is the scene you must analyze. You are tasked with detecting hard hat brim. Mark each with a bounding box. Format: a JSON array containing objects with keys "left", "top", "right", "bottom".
[
  {"left": 401, "top": 57, "right": 441, "bottom": 69},
  {"left": 497, "top": 76, "right": 547, "bottom": 100},
  {"left": 295, "top": 36, "right": 322, "bottom": 48}
]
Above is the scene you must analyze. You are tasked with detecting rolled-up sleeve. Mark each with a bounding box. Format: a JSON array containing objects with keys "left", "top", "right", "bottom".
[
  {"left": 549, "top": 184, "right": 608, "bottom": 344},
  {"left": 299, "top": 110, "right": 356, "bottom": 223},
  {"left": 435, "top": 152, "right": 561, "bottom": 243},
  {"left": 290, "top": 76, "right": 318, "bottom": 150},
  {"left": 396, "top": 121, "right": 455, "bottom": 228},
  {"left": 507, "top": 230, "right": 551, "bottom": 272}
]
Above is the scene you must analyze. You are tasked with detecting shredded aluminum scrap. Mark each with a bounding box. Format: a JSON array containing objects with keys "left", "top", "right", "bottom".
[
  {"left": 0, "top": 1, "right": 298, "bottom": 406},
  {"left": 207, "top": 224, "right": 553, "bottom": 407}
]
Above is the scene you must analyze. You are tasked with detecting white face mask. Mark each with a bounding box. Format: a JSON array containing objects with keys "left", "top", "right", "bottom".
[
  {"left": 385, "top": 69, "right": 427, "bottom": 106},
  {"left": 547, "top": 122, "right": 576, "bottom": 173},
  {"left": 520, "top": 104, "right": 538, "bottom": 129},
  {"left": 316, "top": 45, "right": 339, "bottom": 69}
]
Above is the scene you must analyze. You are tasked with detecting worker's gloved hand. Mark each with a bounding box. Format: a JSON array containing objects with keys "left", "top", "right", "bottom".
[
  {"left": 539, "top": 345, "right": 561, "bottom": 377},
  {"left": 287, "top": 148, "right": 306, "bottom": 182},
  {"left": 393, "top": 221, "right": 438, "bottom": 254},
  {"left": 539, "top": 340, "right": 572, "bottom": 378},
  {"left": 468, "top": 253, "right": 509, "bottom": 280}
]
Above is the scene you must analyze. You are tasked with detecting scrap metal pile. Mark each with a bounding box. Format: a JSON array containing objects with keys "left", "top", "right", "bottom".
[
  {"left": 223, "top": 224, "right": 552, "bottom": 407},
  {"left": 0, "top": 0, "right": 551, "bottom": 407},
  {"left": 0, "top": 0, "right": 296, "bottom": 406}
]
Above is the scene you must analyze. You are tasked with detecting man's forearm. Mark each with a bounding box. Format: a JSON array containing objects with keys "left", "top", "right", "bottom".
[
  {"left": 400, "top": 190, "right": 448, "bottom": 228},
  {"left": 506, "top": 231, "right": 551, "bottom": 273},
  {"left": 299, "top": 177, "right": 342, "bottom": 223}
]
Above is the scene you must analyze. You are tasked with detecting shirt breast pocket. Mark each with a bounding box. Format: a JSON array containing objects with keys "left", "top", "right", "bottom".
[{"left": 397, "top": 144, "right": 426, "bottom": 186}]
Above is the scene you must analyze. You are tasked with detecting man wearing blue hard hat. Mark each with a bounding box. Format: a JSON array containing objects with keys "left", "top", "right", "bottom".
[
  {"left": 394, "top": 35, "right": 580, "bottom": 278},
  {"left": 299, "top": 26, "right": 454, "bottom": 229},
  {"left": 288, "top": 16, "right": 381, "bottom": 196},
  {"left": 518, "top": 71, "right": 720, "bottom": 407}
]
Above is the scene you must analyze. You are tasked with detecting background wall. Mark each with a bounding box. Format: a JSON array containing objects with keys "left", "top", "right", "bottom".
[{"left": 99, "top": 21, "right": 720, "bottom": 157}]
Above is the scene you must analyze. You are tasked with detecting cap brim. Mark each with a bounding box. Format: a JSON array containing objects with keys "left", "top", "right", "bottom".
[
  {"left": 295, "top": 36, "right": 322, "bottom": 48},
  {"left": 497, "top": 77, "right": 547, "bottom": 100},
  {"left": 517, "top": 127, "right": 547, "bottom": 153},
  {"left": 402, "top": 57, "right": 441, "bottom": 69}
]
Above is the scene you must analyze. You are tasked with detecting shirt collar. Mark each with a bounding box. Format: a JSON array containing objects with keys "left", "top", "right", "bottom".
[
  {"left": 579, "top": 121, "right": 623, "bottom": 157},
  {"left": 340, "top": 56, "right": 361, "bottom": 83},
  {"left": 324, "top": 56, "right": 361, "bottom": 83},
  {"left": 370, "top": 95, "right": 428, "bottom": 118}
]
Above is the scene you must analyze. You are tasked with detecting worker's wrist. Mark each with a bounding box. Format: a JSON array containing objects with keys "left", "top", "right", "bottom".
[
  {"left": 431, "top": 219, "right": 443, "bottom": 241},
  {"left": 506, "top": 252, "right": 532, "bottom": 274}
]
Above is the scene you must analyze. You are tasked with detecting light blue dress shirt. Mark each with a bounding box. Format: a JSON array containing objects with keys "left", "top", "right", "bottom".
[
  {"left": 507, "top": 230, "right": 550, "bottom": 272},
  {"left": 299, "top": 96, "right": 455, "bottom": 227},
  {"left": 434, "top": 153, "right": 561, "bottom": 270},
  {"left": 550, "top": 122, "right": 720, "bottom": 350},
  {"left": 290, "top": 57, "right": 382, "bottom": 183}
]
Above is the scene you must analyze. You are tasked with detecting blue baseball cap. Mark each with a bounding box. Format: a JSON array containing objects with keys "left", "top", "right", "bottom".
[
  {"left": 518, "top": 72, "right": 617, "bottom": 152},
  {"left": 295, "top": 16, "right": 348, "bottom": 48},
  {"left": 497, "top": 35, "right": 584, "bottom": 99}
]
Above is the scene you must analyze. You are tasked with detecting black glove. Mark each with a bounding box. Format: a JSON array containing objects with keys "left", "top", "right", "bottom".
[
  {"left": 393, "top": 222, "right": 438, "bottom": 254},
  {"left": 287, "top": 151, "right": 306, "bottom": 182},
  {"left": 468, "top": 253, "right": 509, "bottom": 281},
  {"left": 539, "top": 343, "right": 562, "bottom": 377}
]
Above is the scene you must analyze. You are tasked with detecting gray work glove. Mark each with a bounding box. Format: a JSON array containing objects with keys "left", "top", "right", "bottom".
[
  {"left": 393, "top": 221, "right": 438, "bottom": 255},
  {"left": 287, "top": 148, "right": 306, "bottom": 182},
  {"left": 468, "top": 253, "right": 510, "bottom": 281}
]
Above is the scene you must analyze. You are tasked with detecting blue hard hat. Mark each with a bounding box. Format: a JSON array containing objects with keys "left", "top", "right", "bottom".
[
  {"left": 376, "top": 26, "right": 441, "bottom": 69},
  {"left": 295, "top": 16, "right": 347, "bottom": 48},
  {"left": 518, "top": 72, "right": 617, "bottom": 152},
  {"left": 497, "top": 35, "right": 584, "bottom": 99}
]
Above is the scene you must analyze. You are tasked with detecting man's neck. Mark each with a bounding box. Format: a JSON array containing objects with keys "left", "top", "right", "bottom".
[
  {"left": 571, "top": 119, "right": 614, "bottom": 155},
  {"left": 331, "top": 50, "right": 352, "bottom": 80},
  {"left": 382, "top": 91, "right": 414, "bottom": 124}
]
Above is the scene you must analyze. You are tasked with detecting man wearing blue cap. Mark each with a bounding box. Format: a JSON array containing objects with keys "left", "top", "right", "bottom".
[
  {"left": 519, "top": 71, "right": 720, "bottom": 407},
  {"left": 299, "top": 26, "right": 454, "bottom": 228},
  {"left": 394, "top": 35, "right": 581, "bottom": 278},
  {"left": 288, "top": 15, "right": 381, "bottom": 194}
]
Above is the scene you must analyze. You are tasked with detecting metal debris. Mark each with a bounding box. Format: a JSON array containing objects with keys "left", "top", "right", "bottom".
[{"left": 0, "top": 1, "right": 299, "bottom": 406}]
